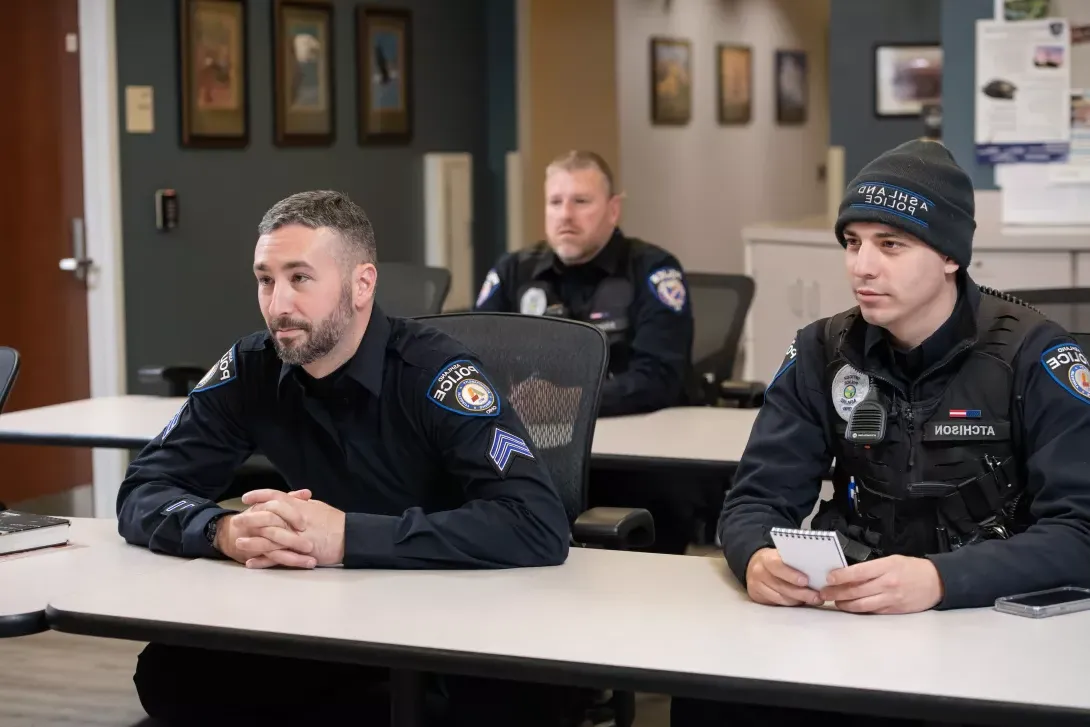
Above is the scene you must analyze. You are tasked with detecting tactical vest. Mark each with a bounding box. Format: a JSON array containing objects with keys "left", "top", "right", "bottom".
[
  {"left": 513, "top": 247, "right": 637, "bottom": 372},
  {"left": 811, "top": 289, "right": 1042, "bottom": 561}
]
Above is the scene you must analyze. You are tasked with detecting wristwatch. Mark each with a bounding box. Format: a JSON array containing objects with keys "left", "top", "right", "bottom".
[{"left": 204, "top": 512, "right": 229, "bottom": 548}]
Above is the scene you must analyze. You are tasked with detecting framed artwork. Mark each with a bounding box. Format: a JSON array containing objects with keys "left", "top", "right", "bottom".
[
  {"left": 650, "top": 37, "right": 692, "bottom": 125},
  {"left": 717, "top": 44, "right": 752, "bottom": 125},
  {"left": 178, "top": 0, "right": 249, "bottom": 148},
  {"left": 775, "top": 49, "right": 808, "bottom": 125},
  {"left": 273, "top": 0, "right": 335, "bottom": 146},
  {"left": 357, "top": 6, "right": 413, "bottom": 144},
  {"left": 874, "top": 44, "right": 943, "bottom": 117}
]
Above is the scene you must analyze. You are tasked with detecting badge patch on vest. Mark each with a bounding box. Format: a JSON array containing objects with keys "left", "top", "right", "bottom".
[
  {"left": 192, "top": 345, "right": 237, "bottom": 393},
  {"left": 1041, "top": 343, "right": 1090, "bottom": 405},
  {"left": 831, "top": 364, "right": 870, "bottom": 421},
  {"left": 477, "top": 269, "right": 500, "bottom": 307},
  {"left": 520, "top": 287, "right": 548, "bottom": 316},
  {"left": 648, "top": 267, "right": 687, "bottom": 312},
  {"left": 923, "top": 421, "right": 1010, "bottom": 441},
  {"left": 428, "top": 360, "right": 500, "bottom": 416},
  {"left": 488, "top": 427, "right": 535, "bottom": 476},
  {"left": 770, "top": 338, "right": 798, "bottom": 386}
]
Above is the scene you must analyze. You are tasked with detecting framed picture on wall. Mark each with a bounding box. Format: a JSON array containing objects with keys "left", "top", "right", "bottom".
[
  {"left": 357, "top": 6, "right": 414, "bottom": 145},
  {"left": 178, "top": 0, "right": 249, "bottom": 148},
  {"left": 650, "top": 37, "right": 692, "bottom": 125},
  {"left": 775, "top": 50, "right": 807, "bottom": 125},
  {"left": 874, "top": 44, "right": 943, "bottom": 117},
  {"left": 717, "top": 44, "right": 752, "bottom": 125},
  {"left": 273, "top": 0, "right": 335, "bottom": 146}
]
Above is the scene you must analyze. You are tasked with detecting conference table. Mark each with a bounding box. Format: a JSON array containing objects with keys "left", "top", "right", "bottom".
[
  {"left": 0, "top": 395, "right": 756, "bottom": 469},
  {"left": 41, "top": 535, "right": 1090, "bottom": 727},
  {"left": 0, "top": 517, "right": 185, "bottom": 638}
]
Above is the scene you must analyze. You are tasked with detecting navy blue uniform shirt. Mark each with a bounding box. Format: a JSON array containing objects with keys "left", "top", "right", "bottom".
[
  {"left": 474, "top": 229, "right": 693, "bottom": 417},
  {"left": 117, "top": 306, "right": 571, "bottom": 569},
  {"left": 720, "top": 278, "right": 1090, "bottom": 609}
]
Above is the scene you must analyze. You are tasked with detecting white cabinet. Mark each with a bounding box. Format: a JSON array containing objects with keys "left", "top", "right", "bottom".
[
  {"left": 743, "top": 241, "right": 854, "bottom": 381},
  {"left": 1077, "top": 253, "right": 1090, "bottom": 286},
  {"left": 966, "top": 251, "right": 1073, "bottom": 291},
  {"left": 742, "top": 222, "right": 1090, "bottom": 382}
]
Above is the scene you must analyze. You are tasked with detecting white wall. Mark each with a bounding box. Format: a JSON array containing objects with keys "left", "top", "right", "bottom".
[{"left": 616, "top": 0, "right": 831, "bottom": 274}]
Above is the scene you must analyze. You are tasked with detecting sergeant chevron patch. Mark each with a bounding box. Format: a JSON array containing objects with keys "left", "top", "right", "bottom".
[{"left": 488, "top": 427, "right": 534, "bottom": 476}]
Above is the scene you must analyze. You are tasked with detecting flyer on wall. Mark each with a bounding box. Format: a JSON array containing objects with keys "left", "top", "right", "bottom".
[{"left": 975, "top": 17, "right": 1071, "bottom": 163}]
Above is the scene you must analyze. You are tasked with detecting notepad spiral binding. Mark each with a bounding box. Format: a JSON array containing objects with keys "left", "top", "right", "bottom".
[{"left": 770, "top": 527, "right": 838, "bottom": 540}]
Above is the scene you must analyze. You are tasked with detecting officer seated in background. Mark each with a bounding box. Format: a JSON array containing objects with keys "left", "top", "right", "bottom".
[
  {"left": 117, "top": 190, "right": 580, "bottom": 726},
  {"left": 673, "top": 140, "right": 1090, "bottom": 726},
  {"left": 475, "top": 150, "right": 698, "bottom": 554}
]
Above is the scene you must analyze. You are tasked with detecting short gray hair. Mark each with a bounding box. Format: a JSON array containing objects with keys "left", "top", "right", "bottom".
[
  {"left": 258, "top": 190, "right": 377, "bottom": 266},
  {"left": 545, "top": 150, "right": 616, "bottom": 197}
]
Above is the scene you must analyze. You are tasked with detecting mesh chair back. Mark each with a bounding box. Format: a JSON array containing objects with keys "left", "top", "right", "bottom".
[
  {"left": 415, "top": 313, "right": 608, "bottom": 523},
  {"left": 1007, "top": 287, "right": 1090, "bottom": 334},
  {"left": 686, "top": 273, "right": 755, "bottom": 381},
  {"left": 0, "top": 347, "right": 20, "bottom": 414},
  {"left": 377, "top": 263, "right": 452, "bottom": 317}
]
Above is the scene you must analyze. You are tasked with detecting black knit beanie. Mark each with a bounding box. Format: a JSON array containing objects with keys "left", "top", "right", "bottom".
[{"left": 835, "top": 140, "right": 976, "bottom": 268}]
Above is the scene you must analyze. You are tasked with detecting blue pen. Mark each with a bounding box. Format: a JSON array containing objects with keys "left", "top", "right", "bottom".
[{"left": 848, "top": 476, "right": 858, "bottom": 514}]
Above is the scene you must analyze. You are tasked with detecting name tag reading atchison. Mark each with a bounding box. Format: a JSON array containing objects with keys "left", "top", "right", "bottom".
[{"left": 923, "top": 421, "right": 1011, "bottom": 441}]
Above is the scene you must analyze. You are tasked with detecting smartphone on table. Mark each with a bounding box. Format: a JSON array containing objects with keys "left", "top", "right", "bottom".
[{"left": 994, "top": 587, "right": 1090, "bottom": 618}]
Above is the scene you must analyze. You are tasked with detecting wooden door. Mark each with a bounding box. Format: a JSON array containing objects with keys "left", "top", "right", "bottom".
[{"left": 0, "top": 0, "right": 91, "bottom": 505}]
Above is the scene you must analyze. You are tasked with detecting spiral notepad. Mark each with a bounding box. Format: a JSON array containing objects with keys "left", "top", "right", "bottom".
[{"left": 770, "top": 527, "right": 847, "bottom": 591}]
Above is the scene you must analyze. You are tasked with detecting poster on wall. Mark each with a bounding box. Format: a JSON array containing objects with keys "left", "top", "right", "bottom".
[{"left": 975, "top": 17, "right": 1071, "bottom": 163}]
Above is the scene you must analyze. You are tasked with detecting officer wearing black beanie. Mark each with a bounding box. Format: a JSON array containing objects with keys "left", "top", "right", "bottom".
[
  {"left": 672, "top": 141, "right": 1090, "bottom": 727},
  {"left": 835, "top": 139, "right": 976, "bottom": 270}
]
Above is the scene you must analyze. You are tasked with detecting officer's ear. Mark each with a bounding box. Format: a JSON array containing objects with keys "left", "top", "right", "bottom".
[
  {"left": 352, "top": 262, "right": 378, "bottom": 308},
  {"left": 943, "top": 256, "right": 959, "bottom": 276},
  {"left": 607, "top": 191, "right": 623, "bottom": 224}
]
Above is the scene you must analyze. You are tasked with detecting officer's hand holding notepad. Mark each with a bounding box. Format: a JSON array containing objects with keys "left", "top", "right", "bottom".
[{"left": 770, "top": 527, "right": 847, "bottom": 591}]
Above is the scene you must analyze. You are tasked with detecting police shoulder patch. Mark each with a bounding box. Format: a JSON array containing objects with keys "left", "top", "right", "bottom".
[
  {"left": 647, "top": 267, "right": 687, "bottom": 313},
  {"left": 488, "top": 426, "right": 534, "bottom": 476},
  {"left": 428, "top": 359, "right": 501, "bottom": 417},
  {"left": 192, "top": 344, "right": 238, "bottom": 394},
  {"left": 476, "top": 269, "right": 501, "bottom": 308},
  {"left": 1041, "top": 342, "right": 1090, "bottom": 405}
]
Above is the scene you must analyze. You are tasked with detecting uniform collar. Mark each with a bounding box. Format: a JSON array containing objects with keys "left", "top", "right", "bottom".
[
  {"left": 530, "top": 227, "right": 625, "bottom": 279},
  {"left": 276, "top": 304, "right": 390, "bottom": 398}
]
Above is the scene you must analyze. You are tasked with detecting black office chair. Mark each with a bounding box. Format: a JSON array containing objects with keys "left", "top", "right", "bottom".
[
  {"left": 416, "top": 312, "right": 652, "bottom": 727},
  {"left": 376, "top": 262, "right": 452, "bottom": 317},
  {"left": 685, "top": 272, "right": 764, "bottom": 407},
  {"left": 1005, "top": 287, "right": 1090, "bottom": 333},
  {"left": 0, "top": 347, "right": 19, "bottom": 511}
]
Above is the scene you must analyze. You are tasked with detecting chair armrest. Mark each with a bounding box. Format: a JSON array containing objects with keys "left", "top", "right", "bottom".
[
  {"left": 138, "top": 365, "right": 207, "bottom": 396},
  {"left": 572, "top": 507, "right": 655, "bottom": 550},
  {"left": 718, "top": 379, "right": 765, "bottom": 408}
]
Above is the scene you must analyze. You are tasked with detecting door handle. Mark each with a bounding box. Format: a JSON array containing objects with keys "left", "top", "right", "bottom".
[{"left": 59, "top": 217, "right": 93, "bottom": 281}]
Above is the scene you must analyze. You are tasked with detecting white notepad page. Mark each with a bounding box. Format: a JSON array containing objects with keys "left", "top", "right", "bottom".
[{"left": 770, "top": 527, "right": 848, "bottom": 591}]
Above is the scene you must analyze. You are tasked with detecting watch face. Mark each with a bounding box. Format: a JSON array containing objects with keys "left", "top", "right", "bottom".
[{"left": 205, "top": 515, "right": 221, "bottom": 543}]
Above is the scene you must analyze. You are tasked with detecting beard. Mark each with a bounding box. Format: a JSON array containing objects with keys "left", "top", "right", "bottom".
[{"left": 268, "top": 282, "right": 354, "bottom": 366}]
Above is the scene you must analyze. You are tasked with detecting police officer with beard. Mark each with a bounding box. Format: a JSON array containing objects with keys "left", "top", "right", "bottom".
[
  {"left": 672, "top": 140, "right": 1090, "bottom": 726},
  {"left": 476, "top": 150, "right": 698, "bottom": 555},
  {"left": 115, "top": 191, "right": 583, "bottom": 726}
]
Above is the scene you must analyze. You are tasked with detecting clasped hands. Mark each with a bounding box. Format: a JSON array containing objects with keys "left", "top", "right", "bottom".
[
  {"left": 745, "top": 547, "right": 944, "bottom": 615},
  {"left": 213, "top": 489, "right": 345, "bottom": 569}
]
